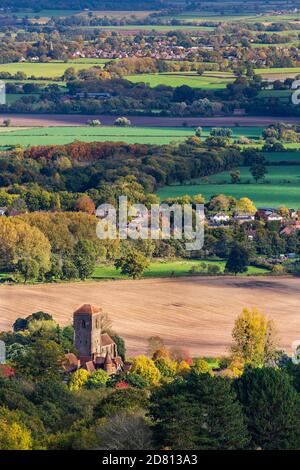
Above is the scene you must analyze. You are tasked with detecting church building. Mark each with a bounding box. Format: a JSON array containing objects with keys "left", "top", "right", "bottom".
[{"left": 64, "top": 304, "right": 123, "bottom": 375}]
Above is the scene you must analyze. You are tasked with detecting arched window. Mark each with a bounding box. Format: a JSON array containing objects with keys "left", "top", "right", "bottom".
[{"left": 81, "top": 320, "right": 86, "bottom": 328}]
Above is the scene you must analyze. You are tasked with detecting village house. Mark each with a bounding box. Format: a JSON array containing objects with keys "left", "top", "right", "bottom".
[
  {"left": 64, "top": 304, "right": 124, "bottom": 376},
  {"left": 267, "top": 213, "right": 283, "bottom": 223},
  {"left": 256, "top": 207, "right": 276, "bottom": 221},
  {"left": 74, "top": 92, "right": 111, "bottom": 99},
  {"left": 290, "top": 209, "right": 299, "bottom": 220},
  {"left": 234, "top": 213, "right": 255, "bottom": 223},
  {"left": 280, "top": 223, "right": 300, "bottom": 236},
  {"left": 210, "top": 213, "right": 230, "bottom": 224},
  {"left": 0, "top": 207, "right": 7, "bottom": 216}
]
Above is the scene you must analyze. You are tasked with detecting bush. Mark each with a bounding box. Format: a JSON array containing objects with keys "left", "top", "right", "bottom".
[
  {"left": 154, "top": 357, "right": 177, "bottom": 380},
  {"left": 85, "top": 369, "right": 109, "bottom": 389},
  {"left": 114, "top": 117, "right": 131, "bottom": 127},
  {"left": 191, "top": 358, "right": 212, "bottom": 375},
  {"left": 69, "top": 369, "right": 90, "bottom": 391},
  {"left": 272, "top": 264, "right": 286, "bottom": 275},
  {"left": 125, "top": 372, "right": 149, "bottom": 389}
]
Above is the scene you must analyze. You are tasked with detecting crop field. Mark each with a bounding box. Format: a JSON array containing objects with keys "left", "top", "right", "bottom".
[
  {"left": 78, "top": 10, "right": 158, "bottom": 19},
  {"left": 0, "top": 113, "right": 297, "bottom": 128},
  {"left": 0, "top": 125, "right": 264, "bottom": 146},
  {"left": 92, "top": 260, "right": 268, "bottom": 280},
  {"left": 126, "top": 71, "right": 234, "bottom": 89},
  {"left": 1, "top": 276, "right": 300, "bottom": 356},
  {"left": 0, "top": 59, "right": 109, "bottom": 78},
  {"left": 157, "top": 165, "right": 300, "bottom": 208}
]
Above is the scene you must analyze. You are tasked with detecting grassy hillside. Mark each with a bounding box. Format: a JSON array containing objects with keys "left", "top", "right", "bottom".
[
  {"left": 92, "top": 260, "right": 268, "bottom": 280},
  {"left": 126, "top": 71, "right": 234, "bottom": 89},
  {"left": 157, "top": 164, "right": 300, "bottom": 208},
  {"left": 0, "top": 125, "right": 263, "bottom": 146},
  {"left": 0, "top": 59, "right": 109, "bottom": 78}
]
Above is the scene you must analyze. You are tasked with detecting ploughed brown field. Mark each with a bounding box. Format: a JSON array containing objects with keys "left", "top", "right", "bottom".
[
  {"left": 1, "top": 114, "right": 300, "bottom": 128},
  {"left": 1, "top": 276, "right": 300, "bottom": 357}
]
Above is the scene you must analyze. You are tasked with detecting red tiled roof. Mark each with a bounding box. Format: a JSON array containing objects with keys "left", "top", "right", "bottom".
[
  {"left": 73, "top": 304, "right": 102, "bottom": 316},
  {"left": 65, "top": 353, "right": 78, "bottom": 365},
  {"left": 63, "top": 353, "right": 79, "bottom": 372},
  {"left": 0, "top": 365, "right": 15, "bottom": 378},
  {"left": 85, "top": 361, "right": 96, "bottom": 372},
  {"left": 280, "top": 225, "right": 300, "bottom": 236},
  {"left": 104, "top": 350, "right": 113, "bottom": 365},
  {"left": 101, "top": 333, "right": 115, "bottom": 347},
  {"left": 116, "top": 381, "right": 129, "bottom": 389}
]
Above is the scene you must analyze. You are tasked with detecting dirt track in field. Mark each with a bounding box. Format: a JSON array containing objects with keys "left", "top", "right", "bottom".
[
  {"left": 0, "top": 114, "right": 300, "bottom": 128},
  {"left": 1, "top": 276, "right": 300, "bottom": 357}
]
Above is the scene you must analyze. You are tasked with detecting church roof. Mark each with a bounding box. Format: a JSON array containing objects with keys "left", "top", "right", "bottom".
[
  {"left": 104, "top": 350, "right": 113, "bottom": 365},
  {"left": 85, "top": 361, "right": 96, "bottom": 373},
  {"left": 73, "top": 304, "right": 102, "bottom": 316},
  {"left": 101, "top": 333, "right": 115, "bottom": 346},
  {"left": 63, "top": 353, "right": 79, "bottom": 373}
]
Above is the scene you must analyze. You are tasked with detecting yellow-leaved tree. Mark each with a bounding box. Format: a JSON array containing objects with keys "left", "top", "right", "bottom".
[
  {"left": 130, "top": 355, "right": 161, "bottom": 386},
  {"left": 0, "top": 420, "right": 32, "bottom": 450},
  {"left": 0, "top": 217, "right": 51, "bottom": 280},
  {"left": 230, "top": 307, "right": 278, "bottom": 375},
  {"left": 69, "top": 368, "right": 90, "bottom": 392},
  {"left": 235, "top": 197, "right": 257, "bottom": 215}
]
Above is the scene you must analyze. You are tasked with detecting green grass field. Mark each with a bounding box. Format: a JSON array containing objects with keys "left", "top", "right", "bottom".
[
  {"left": 0, "top": 259, "right": 269, "bottom": 283},
  {"left": 255, "top": 67, "right": 300, "bottom": 80},
  {"left": 92, "top": 259, "right": 269, "bottom": 280},
  {"left": 262, "top": 151, "right": 300, "bottom": 163},
  {"left": 252, "top": 41, "right": 298, "bottom": 48},
  {"left": 201, "top": 166, "right": 300, "bottom": 184},
  {"left": 126, "top": 72, "right": 234, "bottom": 89},
  {"left": 5, "top": 93, "right": 41, "bottom": 104},
  {"left": 0, "top": 125, "right": 263, "bottom": 147},
  {"left": 157, "top": 165, "right": 300, "bottom": 208},
  {"left": 88, "top": 24, "right": 214, "bottom": 31},
  {"left": 258, "top": 89, "right": 292, "bottom": 99},
  {"left": 0, "top": 126, "right": 195, "bottom": 146},
  {"left": 164, "top": 12, "right": 300, "bottom": 23},
  {"left": 0, "top": 59, "right": 109, "bottom": 79}
]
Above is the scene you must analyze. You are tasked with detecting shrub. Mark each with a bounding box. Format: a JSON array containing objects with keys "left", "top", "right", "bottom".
[
  {"left": 69, "top": 369, "right": 90, "bottom": 391},
  {"left": 191, "top": 358, "right": 212, "bottom": 375},
  {"left": 85, "top": 369, "right": 109, "bottom": 389}
]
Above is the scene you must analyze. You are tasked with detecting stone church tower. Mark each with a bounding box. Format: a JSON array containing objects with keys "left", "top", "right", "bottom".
[
  {"left": 73, "top": 304, "right": 102, "bottom": 361},
  {"left": 71, "top": 304, "right": 123, "bottom": 375}
]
